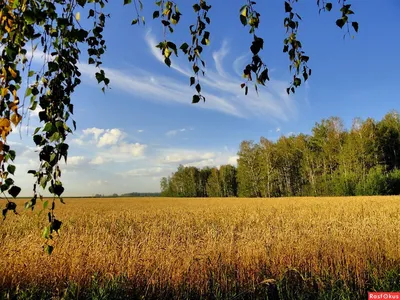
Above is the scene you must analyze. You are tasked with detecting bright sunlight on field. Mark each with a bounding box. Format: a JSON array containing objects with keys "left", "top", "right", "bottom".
[{"left": 1, "top": 196, "right": 400, "bottom": 299}]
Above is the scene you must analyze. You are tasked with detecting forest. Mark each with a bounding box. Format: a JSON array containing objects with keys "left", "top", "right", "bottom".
[{"left": 160, "top": 111, "right": 400, "bottom": 197}]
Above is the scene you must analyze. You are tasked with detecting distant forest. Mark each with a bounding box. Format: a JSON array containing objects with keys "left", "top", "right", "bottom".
[
  {"left": 93, "top": 192, "right": 161, "bottom": 198},
  {"left": 161, "top": 111, "right": 400, "bottom": 197}
]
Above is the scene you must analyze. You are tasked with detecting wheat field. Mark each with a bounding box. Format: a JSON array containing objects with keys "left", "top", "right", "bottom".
[{"left": 1, "top": 196, "right": 400, "bottom": 299}]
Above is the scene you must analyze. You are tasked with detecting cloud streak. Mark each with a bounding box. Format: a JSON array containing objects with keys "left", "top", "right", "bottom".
[{"left": 77, "top": 32, "right": 297, "bottom": 122}]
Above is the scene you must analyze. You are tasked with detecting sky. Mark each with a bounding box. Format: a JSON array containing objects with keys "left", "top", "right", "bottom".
[{"left": 10, "top": 0, "right": 400, "bottom": 196}]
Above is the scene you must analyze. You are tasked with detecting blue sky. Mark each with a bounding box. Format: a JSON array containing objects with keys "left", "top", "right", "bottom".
[{"left": 10, "top": 0, "right": 400, "bottom": 196}]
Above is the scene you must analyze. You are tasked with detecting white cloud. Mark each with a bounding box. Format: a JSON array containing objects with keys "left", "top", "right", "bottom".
[
  {"left": 121, "top": 167, "right": 164, "bottom": 177},
  {"left": 163, "top": 151, "right": 216, "bottom": 164},
  {"left": 137, "top": 129, "right": 144, "bottom": 133},
  {"left": 67, "top": 156, "right": 86, "bottom": 166},
  {"left": 75, "top": 127, "right": 146, "bottom": 159},
  {"left": 166, "top": 128, "right": 189, "bottom": 136},
  {"left": 90, "top": 156, "right": 107, "bottom": 165},
  {"left": 82, "top": 127, "right": 105, "bottom": 142},
  {"left": 88, "top": 180, "right": 109, "bottom": 187},
  {"left": 115, "top": 142, "right": 147, "bottom": 157},
  {"left": 97, "top": 128, "right": 124, "bottom": 147},
  {"left": 212, "top": 40, "right": 230, "bottom": 78},
  {"left": 77, "top": 34, "right": 297, "bottom": 122},
  {"left": 228, "top": 155, "right": 239, "bottom": 166},
  {"left": 80, "top": 128, "right": 124, "bottom": 147},
  {"left": 276, "top": 127, "right": 281, "bottom": 132},
  {"left": 157, "top": 148, "right": 239, "bottom": 169},
  {"left": 286, "top": 132, "right": 296, "bottom": 137}
]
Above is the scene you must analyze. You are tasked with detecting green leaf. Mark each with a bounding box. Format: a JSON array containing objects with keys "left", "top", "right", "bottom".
[
  {"left": 325, "top": 3, "right": 332, "bottom": 11},
  {"left": 336, "top": 18, "right": 345, "bottom": 29},
  {"left": 192, "top": 95, "right": 200, "bottom": 104},
  {"left": 5, "top": 178, "right": 14, "bottom": 186},
  {"left": 43, "top": 200, "right": 49, "bottom": 210},
  {"left": 51, "top": 219, "right": 62, "bottom": 233},
  {"left": 294, "top": 77, "right": 302, "bottom": 87},
  {"left": 124, "top": 0, "right": 132, "bottom": 4},
  {"left": 284, "top": 1, "right": 292, "bottom": 13},
  {"left": 77, "top": 0, "right": 87, "bottom": 7},
  {"left": 153, "top": 11, "right": 160, "bottom": 19},
  {"left": 180, "top": 43, "right": 189, "bottom": 53},
  {"left": 8, "top": 186, "right": 21, "bottom": 198},
  {"left": 190, "top": 77, "right": 195, "bottom": 86},
  {"left": 45, "top": 245, "right": 54, "bottom": 255},
  {"left": 33, "top": 135, "right": 43, "bottom": 146},
  {"left": 25, "top": 201, "right": 31, "bottom": 210},
  {"left": 7, "top": 164, "right": 16, "bottom": 175},
  {"left": 352, "top": 22, "right": 358, "bottom": 33},
  {"left": 24, "top": 10, "right": 36, "bottom": 25},
  {"left": 43, "top": 123, "right": 54, "bottom": 132},
  {"left": 240, "top": 15, "right": 247, "bottom": 26},
  {"left": 25, "top": 87, "right": 32, "bottom": 98},
  {"left": 42, "top": 226, "right": 50, "bottom": 239},
  {"left": 193, "top": 4, "right": 200, "bottom": 12},
  {"left": 6, "top": 202, "right": 16, "bottom": 211},
  {"left": 301, "top": 56, "right": 310, "bottom": 63},
  {"left": 195, "top": 83, "right": 201, "bottom": 93},
  {"left": 54, "top": 185, "right": 64, "bottom": 197},
  {"left": 49, "top": 132, "right": 60, "bottom": 142},
  {"left": 1, "top": 184, "right": 9, "bottom": 193},
  {"left": 8, "top": 150, "right": 16, "bottom": 161}
]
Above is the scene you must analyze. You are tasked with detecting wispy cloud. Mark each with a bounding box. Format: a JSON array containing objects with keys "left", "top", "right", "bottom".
[
  {"left": 157, "top": 148, "right": 238, "bottom": 169},
  {"left": 120, "top": 167, "right": 165, "bottom": 177},
  {"left": 304, "top": 81, "right": 310, "bottom": 105},
  {"left": 77, "top": 32, "right": 297, "bottom": 122},
  {"left": 165, "top": 127, "right": 193, "bottom": 136}
]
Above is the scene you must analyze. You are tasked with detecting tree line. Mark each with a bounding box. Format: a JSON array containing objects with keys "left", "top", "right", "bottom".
[{"left": 160, "top": 111, "right": 400, "bottom": 197}]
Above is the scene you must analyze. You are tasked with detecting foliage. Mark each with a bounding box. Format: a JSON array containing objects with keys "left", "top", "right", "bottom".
[
  {"left": 161, "top": 164, "right": 238, "bottom": 197},
  {"left": 163, "top": 111, "right": 400, "bottom": 198},
  {"left": 355, "top": 166, "right": 387, "bottom": 196}
]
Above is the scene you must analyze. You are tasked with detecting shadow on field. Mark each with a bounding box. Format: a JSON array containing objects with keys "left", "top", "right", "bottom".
[{"left": 2, "top": 266, "right": 400, "bottom": 300}]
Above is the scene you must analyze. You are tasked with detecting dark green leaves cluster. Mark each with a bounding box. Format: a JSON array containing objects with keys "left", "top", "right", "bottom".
[
  {"left": 129, "top": 0, "right": 358, "bottom": 99},
  {"left": 185, "top": 1, "right": 211, "bottom": 103},
  {"left": 336, "top": 3, "right": 358, "bottom": 36},
  {"left": 0, "top": 0, "right": 109, "bottom": 252},
  {"left": 239, "top": 1, "right": 269, "bottom": 95},
  {"left": 283, "top": 1, "right": 311, "bottom": 94}
]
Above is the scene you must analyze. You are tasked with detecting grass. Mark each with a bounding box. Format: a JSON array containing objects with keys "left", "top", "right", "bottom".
[{"left": 1, "top": 196, "right": 400, "bottom": 299}]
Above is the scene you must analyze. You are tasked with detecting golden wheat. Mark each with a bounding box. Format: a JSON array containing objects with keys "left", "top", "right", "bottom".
[{"left": 0, "top": 196, "right": 399, "bottom": 295}]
